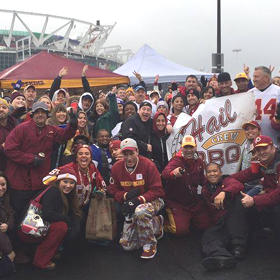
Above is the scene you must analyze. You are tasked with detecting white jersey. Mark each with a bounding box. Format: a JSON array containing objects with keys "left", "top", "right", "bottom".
[{"left": 248, "top": 84, "right": 280, "bottom": 145}]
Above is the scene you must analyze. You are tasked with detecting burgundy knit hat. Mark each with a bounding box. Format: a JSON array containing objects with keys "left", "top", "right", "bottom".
[
  {"left": 74, "top": 144, "right": 93, "bottom": 159},
  {"left": 11, "top": 91, "right": 26, "bottom": 103},
  {"left": 57, "top": 166, "right": 77, "bottom": 182}
]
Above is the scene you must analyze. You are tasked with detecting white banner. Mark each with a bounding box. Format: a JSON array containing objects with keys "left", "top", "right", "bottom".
[{"left": 166, "top": 92, "right": 256, "bottom": 174}]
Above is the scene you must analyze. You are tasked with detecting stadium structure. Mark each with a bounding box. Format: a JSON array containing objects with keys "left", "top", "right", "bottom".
[{"left": 0, "top": 9, "right": 133, "bottom": 72}]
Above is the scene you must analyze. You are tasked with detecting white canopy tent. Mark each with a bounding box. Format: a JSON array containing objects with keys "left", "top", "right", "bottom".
[{"left": 114, "top": 44, "right": 213, "bottom": 84}]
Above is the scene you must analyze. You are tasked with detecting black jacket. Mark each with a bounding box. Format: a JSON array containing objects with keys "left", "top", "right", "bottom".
[
  {"left": 41, "top": 187, "right": 72, "bottom": 226},
  {"left": 0, "top": 198, "right": 14, "bottom": 255},
  {"left": 120, "top": 114, "right": 152, "bottom": 158},
  {"left": 151, "top": 132, "right": 170, "bottom": 173}
]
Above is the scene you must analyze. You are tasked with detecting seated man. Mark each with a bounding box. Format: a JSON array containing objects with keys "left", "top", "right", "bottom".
[
  {"left": 162, "top": 135, "right": 212, "bottom": 237},
  {"left": 230, "top": 135, "right": 280, "bottom": 257},
  {"left": 201, "top": 163, "right": 244, "bottom": 271},
  {"left": 108, "top": 138, "right": 165, "bottom": 259},
  {"left": 240, "top": 120, "right": 262, "bottom": 196}
]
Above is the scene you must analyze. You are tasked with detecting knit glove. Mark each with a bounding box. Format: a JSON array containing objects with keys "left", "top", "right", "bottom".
[
  {"left": 171, "top": 82, "right": 178, "bottom": 91},
  {"left": 69, "top": 108, "right": 78, "bottom": 128},
  {"left": 33, "top": 156, "right": 44, "bottom": 167},
  {"left": 122, "top": 197, "right": 140, "bottom": 216},
  {"left": 200, "top": 76, "right": 208, "bottom": 87},
  {"left": 126, "top": 188, "right": 141, "bottom": 200},
  {"left": 275, "top": 102, "right": 280, "bottom": 120},
  {"left": 11, "top": 106, "right": 27, "bottom": 119}
]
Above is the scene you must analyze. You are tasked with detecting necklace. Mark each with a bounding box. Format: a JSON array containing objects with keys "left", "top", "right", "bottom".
[{"left": 77, "top": 167, "right": 92, "bottom": 205}]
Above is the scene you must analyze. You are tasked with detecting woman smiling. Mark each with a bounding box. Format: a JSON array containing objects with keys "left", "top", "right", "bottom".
[{"left": 62, "top": 144, "right": 106, "bottom": 209}]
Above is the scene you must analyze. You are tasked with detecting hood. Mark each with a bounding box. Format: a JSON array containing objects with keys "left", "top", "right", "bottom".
[
  {"left": 78, "top": 92, "right": 94, "bottom": 113},
  {"left": 153, "top": 111, "right": 167, "bottom": 137}
]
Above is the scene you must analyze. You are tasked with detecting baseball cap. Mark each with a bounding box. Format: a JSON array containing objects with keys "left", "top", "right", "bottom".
[
  {"left": 73, "top": 134, "right": 90, "bottom": 145},
  {"left": 182, "top": 135, "right": 196, "bottom": 147},
  {"left": 24, "top": 85, "right": 36, "bottom": 92},
  {"left": 234, "top": 72, "right": 249, "bottom": 82},
  {"left": 139, "top": 101, "right": 152, "bottom": 109},
  {"left": 134, "top": 85, "right": 146, "bottom": 92},
  {"left": 109, "top": 140, "right": 121, "bottom": 153},
  {"left": 242, "top": 120, "right": 261, "bottom": 131},
  {"left": 121, "top": 138, "right": 138, "bottom": 152},
  {"left": 218, "top": 72, "right": 231, "bottom": 83},
  {"left": 253, "top": 135, "right": 273, "bottom": 149}
]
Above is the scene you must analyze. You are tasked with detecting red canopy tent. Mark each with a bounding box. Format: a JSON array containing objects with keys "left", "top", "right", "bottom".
[{"left": 0, "top": 51, "right": 129, "bottom": 90}]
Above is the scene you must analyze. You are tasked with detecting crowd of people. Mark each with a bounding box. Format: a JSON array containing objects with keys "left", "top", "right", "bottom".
[{"left": 0, "top": 63, "right": 280, "bottom": 276}]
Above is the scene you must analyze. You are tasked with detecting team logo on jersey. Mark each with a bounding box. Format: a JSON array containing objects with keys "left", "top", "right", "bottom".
[
  {"left": 136, "top": 174, "right": 143, "bottom": 180},
  {"left": 109, "top": 177, "right": 114, "bottom": 184},
  {"left": 92, "top": 172, "right": 96, "bottom": 179}
]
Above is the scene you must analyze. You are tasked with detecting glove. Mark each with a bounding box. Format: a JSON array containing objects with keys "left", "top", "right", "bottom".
[
  {"left": 126, "top": 188, "right": 141, "bottom": 200},
  {"left": 122, "top": 197, "right": 141, "bottom": 217},
  {"left": 171, "top": 82, "right": 178, "bottom": 91},
  {"left": 12, "top": 79, "right": 23, "bottom": 90},
  {"left": 33, "top": 156, "right": 44, "bottom": 167},
  {"left": 11, "top": 106, "right": 27, "bottom": 119},
  {"left": 200, "top": 76, "right": 208, "bottom": 87},
  {"left": 275, "top": 102, "right": 280, "bottom": 120},
  {"left": 69, "top": 108, "right": 78, "bottom": 127}
]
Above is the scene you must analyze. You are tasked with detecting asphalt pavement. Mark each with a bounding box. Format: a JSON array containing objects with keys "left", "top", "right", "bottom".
[{"left": 8, "top": 229, "right": 280, "bottom": 280}]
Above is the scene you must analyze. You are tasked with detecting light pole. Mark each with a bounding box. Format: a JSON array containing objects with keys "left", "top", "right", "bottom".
[{"left": 217, "top": 0, "right": 221, "bottom": 73}]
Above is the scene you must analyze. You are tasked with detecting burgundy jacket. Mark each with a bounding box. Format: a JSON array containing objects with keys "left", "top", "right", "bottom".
[
  {"left": 202, "top": 176, "right": 244, "bottom": 223},
  {"left": 5, "top": 119, "right": 76, "bottom": 191},
  {"left": 231, "top": 150, "right": 280, "bottom": 208},
  {"left": 0, "top": 115, "right": 17, "bottom": 172},
  {"left": 162, "top": 150, "right": 207, "bottom": 207}
]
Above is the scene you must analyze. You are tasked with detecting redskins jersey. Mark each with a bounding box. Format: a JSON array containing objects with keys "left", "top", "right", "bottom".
[
  {"left": 108, "top": 156, "right": 165, "bottom": 204},
  {"left": 248, "top": 84, "right": 280, "bottom": 145}
]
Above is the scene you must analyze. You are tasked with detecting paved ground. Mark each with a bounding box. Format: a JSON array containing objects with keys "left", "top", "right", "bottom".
[{"left": 8, "top": 229, "right": 280, "bottom": 280}]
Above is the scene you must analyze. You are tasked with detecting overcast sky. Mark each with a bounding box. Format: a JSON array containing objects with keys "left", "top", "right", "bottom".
[{"left": 1, "top": 0, "right": 280, "bottom": 79}]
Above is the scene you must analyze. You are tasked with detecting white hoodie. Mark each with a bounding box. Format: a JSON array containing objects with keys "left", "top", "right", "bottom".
[{"left": 78, "top": 92, "right": 94, "bottom": 113}]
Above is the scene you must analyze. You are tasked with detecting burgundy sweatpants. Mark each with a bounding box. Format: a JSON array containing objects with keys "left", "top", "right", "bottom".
[
  {"left": 18, "top": 221, "right": 68, "bottom": 268},
  {"left": 164, "top": 200, "right": 213, "bottom": 237}
]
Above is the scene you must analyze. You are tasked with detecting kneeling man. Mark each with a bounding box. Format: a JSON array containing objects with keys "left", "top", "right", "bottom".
[{"left": 108, "top": 138, "right": 165, "bottom": 259}]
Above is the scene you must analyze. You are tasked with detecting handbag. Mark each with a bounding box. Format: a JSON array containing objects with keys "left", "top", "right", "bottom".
[
  {"left": 20, "top": 187, "right": 51, "bottom": 237},
  {"left": 85, "top": 196, "right": 117, "bottom": 241}
]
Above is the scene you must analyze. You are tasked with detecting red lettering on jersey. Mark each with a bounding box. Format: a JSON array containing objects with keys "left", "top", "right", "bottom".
[{"left": 255, "top": 98, "right": 276, "bottom": 120}]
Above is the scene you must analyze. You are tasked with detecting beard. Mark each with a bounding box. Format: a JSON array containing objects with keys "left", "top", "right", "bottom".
[{"left": 0, "top": 112, "right": 8, "bottom": 120}]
